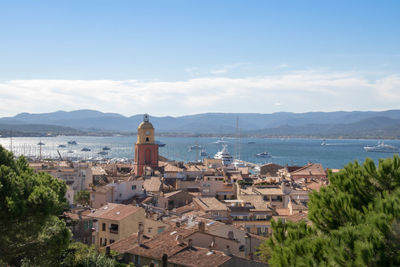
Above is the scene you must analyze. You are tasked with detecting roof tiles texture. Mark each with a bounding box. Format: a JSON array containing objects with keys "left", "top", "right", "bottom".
[{"left": 86, "top": 203, "right": 141, "bottom": 221}]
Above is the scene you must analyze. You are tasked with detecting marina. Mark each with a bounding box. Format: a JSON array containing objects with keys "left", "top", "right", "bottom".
[{"left": 1, "top": 136, "right": 399, "bottom": 169}]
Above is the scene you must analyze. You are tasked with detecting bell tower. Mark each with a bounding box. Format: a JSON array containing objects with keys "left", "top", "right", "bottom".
[{"left": 134, "top": 114, "right": 159, "bottom": 176}]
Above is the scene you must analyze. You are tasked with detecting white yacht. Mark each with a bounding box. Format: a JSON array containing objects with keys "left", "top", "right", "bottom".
[
  {"left": 214, "top": 144, "right": 233, "bottom": 165},
  {"left": 364, "top": 142, "right": 399, "bottom": 153}
]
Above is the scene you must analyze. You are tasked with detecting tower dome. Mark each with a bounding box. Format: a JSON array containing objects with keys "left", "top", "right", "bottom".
[{"left": 136, "top": 114, "right": 155, "bottom": 144}]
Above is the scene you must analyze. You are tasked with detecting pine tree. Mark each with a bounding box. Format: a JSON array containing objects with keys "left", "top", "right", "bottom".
[
  {"left": 0, "top": 145, "right": 71, "bottom": 266},
  {"left": 259, "top": 155, "right": 400, "bottom": 266}
]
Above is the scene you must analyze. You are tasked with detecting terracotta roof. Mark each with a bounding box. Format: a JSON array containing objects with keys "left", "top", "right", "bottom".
[
  {"left": 253, "top": 187, "right": 283, "bottom": 196},
  {"left": 286, "top": 212, "right": 308, "bottom": 222},
  {"left": 163, "top": 190, "right": 184, "bottom": 198},
  {"left": 168, "top": 247, "right": 231, "bottom": 267},
  {"left": 91, "top": 166, "right": 107, "bottom": 176},
  {"left": 175, "top": 204, "right": 195, "bottom": 215},
  {"left": 86, "top": 203, "right": 141, "bottom": 221},
  {"left": 143, "top": 177, "right": 161, "bottom": 192},
  {"left": 260, "top": 163, "right": 283, "bottom": 176},
  {"left": 164, "top": 164, "right": 184, "bottom": 172},
  {"left": 126, "top": 227, "right": 197, "bottom": 258},
  {"left": 193, "top": 197, "right": 229, "bottom": 211},
  {"left": 275, "top": 208, "right": 291, "bottom": 216},
  {"left": 290, "top": 163, "right": 326, "bottom": 176}
]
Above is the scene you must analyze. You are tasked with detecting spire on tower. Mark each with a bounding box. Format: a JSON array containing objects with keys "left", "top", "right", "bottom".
[{"left": 143, "top": 113, "right": 149, "bottom": 122}]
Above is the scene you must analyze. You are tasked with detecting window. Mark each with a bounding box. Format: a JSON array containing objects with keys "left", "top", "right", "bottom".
[
  {"left": 110, "top": 224, "right": 119, "bottom": 234},
  {"left": 148, "top": 227, "right": 152, "bottom": 233},
  {"left": 132, "top": 185, "right": 136, "bottom": 190},
  {"left": 110, "top": 239, "right": 115, "bottom": 244},
  {"left": 157, "top": 227, "right": 165, "bottom": 234},
  {"left": 102, "top": 223, "right": 106, "bottom": 231},
  {"left": 100, "top": 237, "right": 102, "bottom": 247},
  {"left": 104, "top": 238, "right": 107, "bottom": 246},
  {"left": 134, "top": 255, "right": 140, "bottom": 265}
]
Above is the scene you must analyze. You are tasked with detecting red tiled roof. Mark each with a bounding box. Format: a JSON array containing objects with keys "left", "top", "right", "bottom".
[{"left": 86, "top": 203, "right": 141, "bottom": 221}]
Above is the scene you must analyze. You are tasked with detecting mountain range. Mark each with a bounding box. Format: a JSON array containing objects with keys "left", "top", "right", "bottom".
[{"left": 1, "top": 109, "right": 400, "bottom": 138}]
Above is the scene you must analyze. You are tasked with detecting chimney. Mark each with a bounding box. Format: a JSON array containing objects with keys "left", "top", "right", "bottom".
[
  {"left": 137, "top": 223, "right": 144, "bottom": 245},
  {"left": 162, "top": 254, "right": 168, "bottom": 267},
  {"left": 198, "top": 221, "right": 205, "bottom": 232},
  {"left": 187, "top": 239, "right": 193, "bottom": 248},
  {"left": 227, "top": 230, "right": 234, "bottom": 240},
  {"left": 176, "top": 235, "right": 184, "bottom": 245},
  {"left": 224, "top": 245, "right": 232, "bottom": 256}
]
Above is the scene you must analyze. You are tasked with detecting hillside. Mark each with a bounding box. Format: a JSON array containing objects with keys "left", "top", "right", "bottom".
[
  {"left": 0, "top": 124, "right": 85, "bottom": 137},
  {"left": 1, "top": 110, "right": 400, "bottom": 138}
]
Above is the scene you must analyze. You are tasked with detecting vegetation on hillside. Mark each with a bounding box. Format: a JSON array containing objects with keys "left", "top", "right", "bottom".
[{"left": 259, "top": 155, "right": 400, "bottom": 266}]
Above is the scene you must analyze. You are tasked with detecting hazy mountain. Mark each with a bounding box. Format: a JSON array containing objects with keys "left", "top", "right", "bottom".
[
  {"left": 0, "top": 123, "right": 84, "bottom": 137},
  {"left": 1, "top": 110, "right": 400, "bottom": 138}
]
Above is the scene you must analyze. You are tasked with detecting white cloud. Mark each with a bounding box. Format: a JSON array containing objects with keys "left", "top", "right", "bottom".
[
  {"left": 210, "top": 62, "right": 250, "bottom": 75},
  {"left": 0, "top": 70, "right": 399, "bottom": 117}
]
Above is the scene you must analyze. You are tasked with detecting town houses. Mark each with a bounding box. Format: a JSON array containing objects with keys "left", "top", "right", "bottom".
[{"left": 30, "top": 114, "right": 331, "bottom": 267}]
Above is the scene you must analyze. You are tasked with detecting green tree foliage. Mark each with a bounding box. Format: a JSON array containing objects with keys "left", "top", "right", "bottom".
[
  {"left": 260, "top": 155, "right": 400, "bottom": 266},
  {"left": 74, "top": 190, "right": 90, "bottom": 206},
  {"left": 60, "top": 242, "right": 124, "bottom": 267},
  {"left": 0, "top": 145, "right": 71, "bottom": 266}
]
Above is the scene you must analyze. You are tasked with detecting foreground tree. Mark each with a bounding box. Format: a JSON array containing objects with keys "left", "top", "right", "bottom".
[
  {"left": 0, "top": 145, "right": 71, "bottom": 266},
  {"left": 74, "top": 190, "right": 90, "bottom": 206},
  {"left": 260, "top": 155, "right": 400, "bottom": 266},
  {"left": 60, "top": 242, "right": 124, "bottom": 267}
]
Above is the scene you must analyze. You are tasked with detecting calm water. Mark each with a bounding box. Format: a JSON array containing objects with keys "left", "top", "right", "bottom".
[{"left": 1, "top": 136, "right": 399, "bottom": 169}]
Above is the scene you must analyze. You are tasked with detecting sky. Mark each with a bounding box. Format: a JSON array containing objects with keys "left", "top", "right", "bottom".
[{"left": 0, "top": 0, "right": 399, "bottom": 117}]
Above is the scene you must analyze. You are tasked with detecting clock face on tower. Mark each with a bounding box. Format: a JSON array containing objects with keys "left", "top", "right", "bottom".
[{"left": 145, "top": 130, "right": 150, "bottom": 135}]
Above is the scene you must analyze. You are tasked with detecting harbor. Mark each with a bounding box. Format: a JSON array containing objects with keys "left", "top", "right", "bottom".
[{"left": 1, "top": 135, "right": 399, "bottom": 169}]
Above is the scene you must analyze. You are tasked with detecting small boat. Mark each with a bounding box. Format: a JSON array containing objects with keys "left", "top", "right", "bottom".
[
  {"left": 321, "top": 139, "right": 327, "bottom": 146},
  {"left": 364, "top": 142, "right": 399, "bottom": 153},
  {"left": 155, "top": 141, "right": 166, "bottom": 147},
  {"left": 58, "top": 144, "right": 66, "bottom": 148},
  {"left": 256, "top": 152, "right": 272, "bottom": 158},
  {"left": 81, "top": 147, "right": 91, "bottom": 152},
  {"left": 98, "top": 151, "right": 108, "bottom": 155},
  {"left": 248, "top": 141, "right": 256, "bottom": 144},
  {"left": 67, "top": 150, "right": 74, "bottom": 153},
  {"left": 102, "top": 146, "right": 111, "bottom": 151},
  {"left": 68, "top": 141, "right": 78, "bottom": 145},
  {"left": 37, "top": 142, "right": 45, "bottom": 146}
]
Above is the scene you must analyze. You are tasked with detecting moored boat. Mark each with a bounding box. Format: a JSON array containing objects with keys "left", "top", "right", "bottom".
[
  {"left": 256, "top": 152, "right": 272, "bottom": 158},
  {"left": 364, "top": 142, "right": 399, "bottom": 153}
]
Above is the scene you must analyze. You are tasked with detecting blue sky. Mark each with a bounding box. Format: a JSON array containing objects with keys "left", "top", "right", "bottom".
[{"left": 0, "top": 0, "right": 399, "bottom": 116}]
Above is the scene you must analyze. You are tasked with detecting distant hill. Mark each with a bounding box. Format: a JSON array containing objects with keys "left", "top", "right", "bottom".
[
  {"left": 1, "top": 109, "right": 400, "bottom": 138},
  {"left": 0, "top": 123, "right": 85, "bottom": 137},
  {"left": 249, "top": 117, "right": 400, "bottom": 139}
]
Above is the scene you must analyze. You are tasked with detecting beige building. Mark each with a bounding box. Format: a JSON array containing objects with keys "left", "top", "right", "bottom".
[
  {"left": 90, "top": 186, "right": 114, "bottom": 209},
  {"left": 193, "top": 197, "right": 230, "bottom": 222},
  {"left": 87, "top": 203, "right": 145, "bottom": 248},
  {"left": 157, "top": 190, "right": 193, "bottom": 210}
]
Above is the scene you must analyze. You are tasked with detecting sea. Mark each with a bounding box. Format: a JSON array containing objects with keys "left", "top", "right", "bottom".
[{"left": 1, "top": 136, "right": 399, "bottom": 169}]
